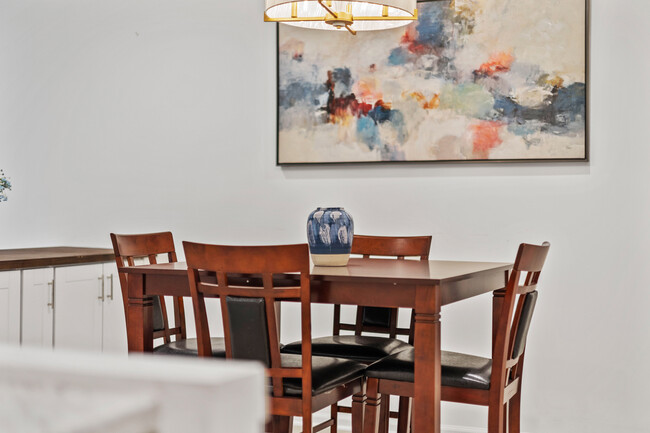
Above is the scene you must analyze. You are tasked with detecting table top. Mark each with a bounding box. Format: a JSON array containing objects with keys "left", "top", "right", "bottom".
[
  {"left": 122, "top": 257, "right": 511, "bottom": 284},
  {"left": 0, "top": 247, "right": 115, "bottom": 271}
]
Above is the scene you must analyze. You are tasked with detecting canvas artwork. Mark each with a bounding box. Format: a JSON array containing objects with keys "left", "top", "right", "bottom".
[{"left": 277, "top": 0, "right": 587, "bottom": 164}]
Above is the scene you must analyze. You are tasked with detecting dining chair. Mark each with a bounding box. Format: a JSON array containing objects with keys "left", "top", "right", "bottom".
[
  {"left": 282, "top": 234, "right": 432, "bottom": 433},
  {"left": 110, "top": 232, "right": 226, "bottom": 356},
  {"left": 362, "top": 242, "right": 550, "bottom": 433},
  {"left": 183, "top": 241, "right": 366, "bottom": 433}
]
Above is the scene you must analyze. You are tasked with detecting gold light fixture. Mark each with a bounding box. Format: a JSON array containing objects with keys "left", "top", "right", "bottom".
[{"left": 264, "top": 0, "right": 418, "bottom": 35}]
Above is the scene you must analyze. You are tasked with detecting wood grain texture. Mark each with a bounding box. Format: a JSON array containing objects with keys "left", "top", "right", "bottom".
[
  {"left": 182, "top": 241, "right": 364, "bottom": 433},
  {"left": 123, "top": 257, "right": 512, "bottom": 433},
  {"left": 0, "top": 247, "right": 114, "bottom": 270},
  {"left": 362, "top": 242, "right": 550, "bottom": 433},
  {"left": 111, "top": 232, "right": 186, "bottom": 345}
]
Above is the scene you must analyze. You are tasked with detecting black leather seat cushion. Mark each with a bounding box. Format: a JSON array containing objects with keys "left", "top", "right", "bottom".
[
  {"left": 280, "top": 354, "right": 366, "bottom": 396},
  {"left": 282, "top": 335, "right": 412, "bottom": 363},
  {"left": 153, "top": 337, "right": 227, "bottom": 357},
  {"left": 365, "top": 348, "right": 492, "bottom": 390}
]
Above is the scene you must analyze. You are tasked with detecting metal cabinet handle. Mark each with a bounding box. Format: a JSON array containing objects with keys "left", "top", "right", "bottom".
[
  {"left": 98, "top": 276, "right": 105, "bottom": 301},
  {"left": 107, "top": 274, "right": 114, "bottom": 300},
  {"left": 47, "top": 281, "right": 54, "bottom": 309}
]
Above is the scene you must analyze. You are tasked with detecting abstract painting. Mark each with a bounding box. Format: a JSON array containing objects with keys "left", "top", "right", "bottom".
[{"left": 277, "top": 0, "right": 587, "bottom": 164}]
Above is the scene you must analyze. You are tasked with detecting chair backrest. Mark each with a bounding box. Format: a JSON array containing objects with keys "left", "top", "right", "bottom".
[
  {"left": 336, "top": 234, "right": 432, "bottom": 342},
  {"left": 492, "top": 242, "right": 550, "bottom": 390},
  {"left": 110, "top": 232, "right": 186, "bottom": 343},
  {"left": 183, "top": 241, "right": 311, "bottom": 398}
]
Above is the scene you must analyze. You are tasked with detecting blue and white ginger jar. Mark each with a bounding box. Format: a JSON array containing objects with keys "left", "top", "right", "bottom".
[{"left": 307, "top": 207, "right": 354, "bottom": 266}]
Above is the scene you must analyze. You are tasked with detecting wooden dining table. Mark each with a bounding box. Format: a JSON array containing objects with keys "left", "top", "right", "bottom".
[{"left": 122, "top": 257, "right": 511, "bottom": 433}]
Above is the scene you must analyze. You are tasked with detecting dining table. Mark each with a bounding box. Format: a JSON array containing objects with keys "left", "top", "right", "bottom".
[{"left": 122, "top": 257, "right": 511, "bottom": 433}]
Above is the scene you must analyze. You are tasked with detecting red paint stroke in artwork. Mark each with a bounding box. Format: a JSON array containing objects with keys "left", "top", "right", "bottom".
[
  {"left": 355, "top": 79, "right": 383, "bottom": 102},
  {"left": 325, "top": 70, "right": 389, "bottom": 123},
  {"left": 400, "top": 26, "right": 431, "bottom": 55},
  {"left": 475, "top": 52, "right": 514, "bottom": 77},
  {"left": 374, "top": 99, "right": 391, "bottom": 110},
  {"left": 471, "top": 121, "right": 504, "bottom": 159}
]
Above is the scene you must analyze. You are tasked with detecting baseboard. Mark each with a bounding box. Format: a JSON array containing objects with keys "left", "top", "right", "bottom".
[{"left": 293, "top": 414, "right": 527, "bottom": 433}]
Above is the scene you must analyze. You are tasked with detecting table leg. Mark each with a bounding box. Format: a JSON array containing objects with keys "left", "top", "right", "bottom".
[
  {"left": 127, "top": 273, "right": 153, "bottom": 352},
  {"left": 492, "top": 270, "right": 509, "bottom": 357},
  {"left": 492, "top": 288, "right": 505, "bottom": 357},
  {"left": 413, "top": 284, "right": 441, "bottom": 433}
]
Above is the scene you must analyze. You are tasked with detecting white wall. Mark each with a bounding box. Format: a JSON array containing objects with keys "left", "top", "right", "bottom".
[{"left": 1, "top": 0, "right": 649, "bottom": 432}]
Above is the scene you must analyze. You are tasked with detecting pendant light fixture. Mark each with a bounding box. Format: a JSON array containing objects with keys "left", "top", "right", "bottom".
[{"left": 264, "top": 0, "right": 418, "bottom": 35}]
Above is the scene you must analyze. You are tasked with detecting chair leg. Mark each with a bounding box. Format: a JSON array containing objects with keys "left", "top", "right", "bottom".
[
  {"left": 351, "top": 390, "right": 366, "bottom": 433},
  {"left": 364, "top": 378, "right": 382, "bottom": 433},
  {"left": 487, "top": 403, "right": 505, "bottom": 433},
  {"left": 330, "top": 404, "right": 338, "bottom": 433},
  {"left": 271, "top": 415, "right": 293, "bottom": 433},
  {"left": 378, "top": 395, "right": 390, "bottom": 433},
  {"left": 396, "top": 396, "right": 411, "bottom": 433},
  {"left": 509, "top": 391, "right": 521, "bottom": 433}
]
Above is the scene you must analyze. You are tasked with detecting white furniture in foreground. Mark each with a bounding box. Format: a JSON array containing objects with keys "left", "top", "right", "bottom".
[{"left": 0, "top": 345, "right": 266, "bottom": 433}]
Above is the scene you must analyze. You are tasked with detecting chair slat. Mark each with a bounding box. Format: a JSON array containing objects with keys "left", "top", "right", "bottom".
[
  {"left": 514, "top": 242, "right": 550, "bottom": 272},
  {"left": 339, "top": 234, "right": 432, "bottom": 334},
  {"left": 363, "top": 241, "right": 550, "bottom": 433},
  {"left": 110, "top": 232, "right": 186, "bottom": 345},
  {"left": 185, "top": 241, "right": 363, "bottom": 429}
]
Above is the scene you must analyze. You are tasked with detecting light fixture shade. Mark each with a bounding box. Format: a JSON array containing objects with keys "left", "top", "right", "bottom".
[{"left": 264, "top": 0, "right": 418, "bottom": 32}]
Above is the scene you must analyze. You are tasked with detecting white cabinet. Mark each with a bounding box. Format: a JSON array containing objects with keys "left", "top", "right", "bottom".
[
  {"left": 99, "top": 262, "right": 127, "bottom": 353},
  {"left": 19, "top": 263, "right": 127, "bottom": 353},
  {"left": 54, "top": 263, "right": 127, "bottom": 353},
  {"left": 21, "top": 268, "right": 55, "bottom": 348},
  {"left": 0, "top": 271, "right": 21, "bottom": 344},
  {"left": 54, "top": 264, "right": 104, "bottom": 351}
]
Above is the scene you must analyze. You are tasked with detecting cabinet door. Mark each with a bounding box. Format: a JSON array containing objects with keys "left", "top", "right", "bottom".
[
  {"left": 54, "top": 264, "right": 103, "bottom": 351},
  {"left": 101, "top": 263, "right": 127, "bottom": 353},
  {"left": 22, "top": 268, "right": 55, "bottom": 347},
  {"left": 0, "top": 271, "right": 21, "bottom": 345}
]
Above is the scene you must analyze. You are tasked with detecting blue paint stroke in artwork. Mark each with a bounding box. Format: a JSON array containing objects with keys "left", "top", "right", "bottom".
[
  {"left": 494, "top": 83, "right": 586, "bottom": 128},
  {"left": 415, "top": 2, "right": 449, "bottom": 48},
  {"left": 368, "top": 104, "right": 392, "bottom": 124},
  {"left": 554, "top": 83, "right": 586, "bottom": 122},
  {"left": 388, "top": 47, "right": 415, "bottom": 66},
  {"left": 331, "top": 67, "right": 353, "bottom": 95},
  {"left": 507, "top": 121, "right": 539, "bottom": 137},
  {"left": 279, "top": 81, "right": 327, "bottom": 109},
  {"left": 493, "top": 82, "right": 586, "bottom": 136},
  {"left": 356, "top": 116, "right": 381, "bottom": 149},
  {"left": 493, "top": 95, "right": 520, "bottom": 119},
  {"left": 381, "top": 143, "right": 406, "bottom": 161},
  {"left": 388, "top": 110, "right": 407, "bottom": 142}
]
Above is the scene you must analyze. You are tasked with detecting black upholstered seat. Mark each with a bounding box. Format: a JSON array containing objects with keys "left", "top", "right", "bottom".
[
  {"left": 153, "top": 337, "right": 227, "bottom": 357},
  {"left": 184, "top": 242, "right": 366, "bottom": 432},
  {"left": 282, "top": 335, "right": 412, "bottom": 363},
  {"left": 111, "top": 232, "right": 217, "bottom": 357},
  {"left": 365, "top": 348, "right": 492, "bottom": 390},
  {"left": 281, "top": 354, "right": 366, "bottom": 396}
]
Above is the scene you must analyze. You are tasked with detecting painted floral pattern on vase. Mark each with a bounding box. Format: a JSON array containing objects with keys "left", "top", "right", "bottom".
[
  {"left": 307, "top": 207, "right": 354, "bottom": 266},
  {"left": 0, "top": 170, "right": 11, "bottom": 202},
  {"left": 278, "top": 0, "right": 586, "bottom": 163}
]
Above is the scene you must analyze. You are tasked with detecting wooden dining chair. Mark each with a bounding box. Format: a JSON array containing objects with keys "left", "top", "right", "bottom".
[
  {"left": 362, "top": 242, "right": 550, "bottom": 433},
  {"left": 183, "top": 241, "right": 366, "bottom": 433},
  {"left": 282, "top": 234, "right": 432, "bottom": 433},
  {"left": 110, "top": 232, "right": 225, "bottom": 356}
]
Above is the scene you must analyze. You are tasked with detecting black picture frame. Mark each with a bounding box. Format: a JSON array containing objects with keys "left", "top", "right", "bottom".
[{"left": 276, "top": 0, "right": 589, "bottom": 166}]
